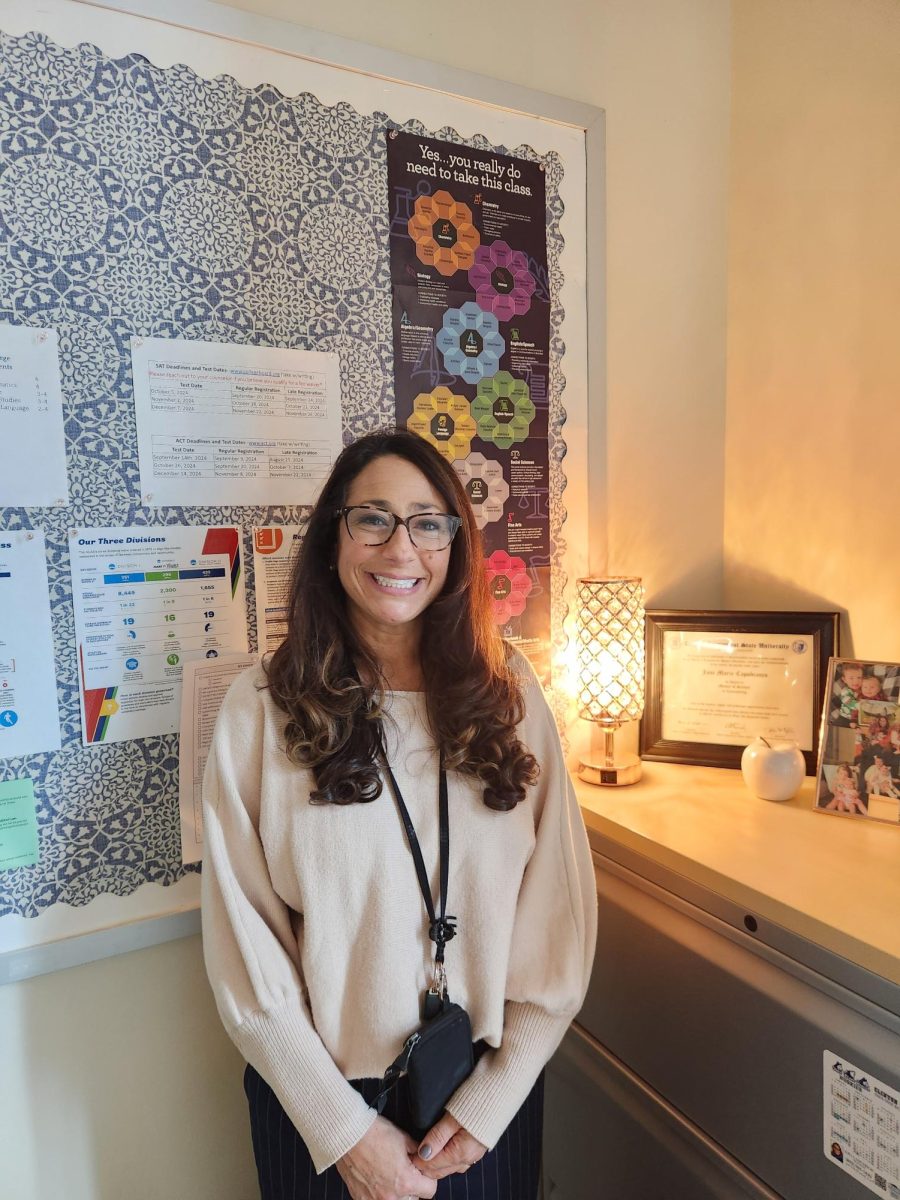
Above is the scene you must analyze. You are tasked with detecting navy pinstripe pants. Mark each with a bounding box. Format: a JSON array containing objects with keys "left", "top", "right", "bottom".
[{"left": 244, "top": 1063, "right": 543, "bottom": 1200}]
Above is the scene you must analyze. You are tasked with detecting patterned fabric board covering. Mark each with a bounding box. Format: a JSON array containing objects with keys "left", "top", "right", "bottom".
[{"left": 0, "top": 31, "right": 569, "bottom": 917}]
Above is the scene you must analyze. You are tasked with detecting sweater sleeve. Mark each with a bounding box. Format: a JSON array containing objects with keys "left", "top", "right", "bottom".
[
  {"left": 444, "top": 665, "right": 598, "bottom": 1148},
  {"left": 200, "top": 669, "right": 377, "bottom": 1174}
]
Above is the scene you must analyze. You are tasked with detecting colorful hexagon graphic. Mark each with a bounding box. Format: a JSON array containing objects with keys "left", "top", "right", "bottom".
[
  {"left": 472, "top": 372, "right": 535, "bottom": 449},
  {"left": 468, "top": 241, "right": 536, "bottom": 321},
  {"left": 452, "top": 453, "right": 509, "bottom": 529},
  {"left": 485, "top": 550, "right": 532, "bottom": 624},
  {"left": 408, "top": 190, "right": 481, "bottom": 277},
  {"left": 435, "top": 302, "right": 505, "bottom": 385},
  {"left": 407, "top": 387, "right": 477, "bottom": 460}
]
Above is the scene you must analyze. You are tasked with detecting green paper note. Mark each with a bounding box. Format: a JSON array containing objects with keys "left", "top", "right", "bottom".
[{"left": 0, "top": 777, "right": 39, "bottom": 871}]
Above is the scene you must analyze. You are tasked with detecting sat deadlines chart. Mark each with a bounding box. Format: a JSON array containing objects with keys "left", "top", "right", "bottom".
[
  {"left": 387, "top": 131, "right": 551, "bottom": 677},
  {"left": 69, "top": 527, "right": 248, "bottom": 746}
]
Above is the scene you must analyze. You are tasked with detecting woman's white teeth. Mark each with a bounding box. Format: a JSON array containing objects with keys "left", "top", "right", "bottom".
[{"left": 373, "top": 574, "right": 417, "bottom": 590}]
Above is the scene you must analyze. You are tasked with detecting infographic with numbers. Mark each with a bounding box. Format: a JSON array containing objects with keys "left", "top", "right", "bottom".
[
  {"left": 70, "top": 526, "right": 248, "bottom": 745},
  {"left": 387, "top": 130, "right": 551, "bottom": 678}
]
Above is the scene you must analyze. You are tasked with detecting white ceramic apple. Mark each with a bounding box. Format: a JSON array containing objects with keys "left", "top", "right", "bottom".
[{"left": 740, "top": 737, "right": 806, "bottom": 802}]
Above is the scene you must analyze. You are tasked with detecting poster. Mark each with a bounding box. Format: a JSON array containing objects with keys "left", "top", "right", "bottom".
[
  {"left": 0, "top": 531, "right": 61, "bottom": 758},
  {"left": 387, "top": 132, "right": 551, "bottom": 678},
  {"left": 0, "top": 778, "right": 39, "bottom": 872},
  {"left": 131, "top": 336, "right": 342, "bottom": 507},
  {"left": 69, "top": 526, "right": 248, "bottom": 745},
  {"left": 0, "top": 325, "right": 68, "bottom": 507},
  {"left": 178, "top": 654, "right": 255, "bottom": 864},
  {"left": 253, "top": 525, "right": 304, "bottom": 655},
  {"left": 824, "top": 1051, "right": 900, "bottom": 1197}
]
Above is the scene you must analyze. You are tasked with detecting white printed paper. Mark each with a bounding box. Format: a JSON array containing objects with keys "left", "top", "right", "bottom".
[
  {"left": 253, "top": 525, "right": 304, "bottom": 654},
  {"left": 0, "top": 531, "right": 61, "bottom": 757},
  {"left": 132, "top": 336, "right": 342, "bottom": 506},
  {"left": 824, "top": 1050, "right": 900, "bottom": 1197},
  {"left": 662, "top": 630, "right": 816, "bottom": 750},
  {"left": 0, "top": 325, "right": 68, "bottom": 507},
  {"left": 70, "top": 526, "right": 248, "bottom": 745},
  {"left": 178, "top": 654, "right": 254, "bottom": 864}
]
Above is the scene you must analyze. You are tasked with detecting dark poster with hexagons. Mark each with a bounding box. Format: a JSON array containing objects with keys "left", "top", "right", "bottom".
[{"left": 386, "top": 130, "right": 551, "bottom": 679}]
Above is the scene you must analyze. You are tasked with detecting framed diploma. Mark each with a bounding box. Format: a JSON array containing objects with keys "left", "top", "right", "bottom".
[{"left": 640, "top": 610, "right": 840, "bottom": 772}]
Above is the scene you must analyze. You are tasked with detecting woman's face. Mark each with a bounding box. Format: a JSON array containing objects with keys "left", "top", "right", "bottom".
[{"left": 336, "top": 454, "right": 453, "bottom": 643}]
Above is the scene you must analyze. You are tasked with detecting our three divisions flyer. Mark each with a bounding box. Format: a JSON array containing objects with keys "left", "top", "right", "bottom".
[
  {"left": 70, "top": 527, "right": 247, "bottom": 745},
  {"left": 387, "top": 131, "right": 552, "bottom": 680}
]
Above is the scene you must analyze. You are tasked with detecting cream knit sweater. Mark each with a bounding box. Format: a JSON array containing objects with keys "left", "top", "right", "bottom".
[{"left": 201, "top": 658, "right": 597, "bottom": 1175}]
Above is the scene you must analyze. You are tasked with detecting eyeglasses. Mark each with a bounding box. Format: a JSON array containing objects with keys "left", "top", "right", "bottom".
[{"left": 337, "top": 505, "right": 461, "bottom": 550}]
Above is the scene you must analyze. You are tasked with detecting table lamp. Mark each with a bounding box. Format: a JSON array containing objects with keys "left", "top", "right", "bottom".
[{"left": 575, "top": 576, "right": 645, "bottom": 785}]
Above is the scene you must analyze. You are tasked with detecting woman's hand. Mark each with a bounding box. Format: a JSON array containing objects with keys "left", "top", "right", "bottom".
[
  {"left": 415, "top": 1113, "right": 487, "bottom": 1180},
  {"left": 336, "top": 1116, "right": 437, "bottom": 1200}
]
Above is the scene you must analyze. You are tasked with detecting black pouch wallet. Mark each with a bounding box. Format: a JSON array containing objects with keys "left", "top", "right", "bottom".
[{"left": 376, "top": 1001, "right": 474, "bottom": 1132}]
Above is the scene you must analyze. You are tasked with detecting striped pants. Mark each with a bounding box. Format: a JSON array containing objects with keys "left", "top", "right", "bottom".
[{"left": 244, "top": 1063, "right": 543, "bottom": 1200}]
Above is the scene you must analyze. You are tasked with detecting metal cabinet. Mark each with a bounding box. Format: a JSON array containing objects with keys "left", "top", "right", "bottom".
[
  {"left": 543, "top": 848, "right": 900, "bottom": 1200},
  {"left": 544, "top": 1022, "right": 778, "bottom": 1199}
]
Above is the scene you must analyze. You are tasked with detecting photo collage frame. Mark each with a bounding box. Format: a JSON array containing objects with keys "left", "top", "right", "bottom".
[{"left": 815, "top": 659, "right": 900, "bottom": 825}]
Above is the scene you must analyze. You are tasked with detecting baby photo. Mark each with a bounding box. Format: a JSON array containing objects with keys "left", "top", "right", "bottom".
[
  {"left": 828, "top": 660, "right": 900, "bottom": 728},
  {"left": 817, "top": 762, "right": 868, "bottom": 816}
]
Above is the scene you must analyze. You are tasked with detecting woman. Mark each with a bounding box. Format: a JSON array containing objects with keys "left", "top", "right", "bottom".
[{"left": 201, "top": 429, "right": 596, "bottom": 1200}]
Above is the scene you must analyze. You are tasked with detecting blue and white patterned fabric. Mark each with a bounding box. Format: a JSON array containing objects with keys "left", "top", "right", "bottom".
[{"left": 0, "top": 30, "right": 567, "bottom": 917}]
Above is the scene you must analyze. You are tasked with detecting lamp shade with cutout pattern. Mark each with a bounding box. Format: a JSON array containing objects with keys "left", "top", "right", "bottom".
[{"left": 575, "top": 577, "right": 645, "bottom": 726}]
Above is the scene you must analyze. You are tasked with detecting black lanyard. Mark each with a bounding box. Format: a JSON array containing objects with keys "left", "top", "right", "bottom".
[{"left": 381, "top": 758, "right": 457, "bottom": 998}]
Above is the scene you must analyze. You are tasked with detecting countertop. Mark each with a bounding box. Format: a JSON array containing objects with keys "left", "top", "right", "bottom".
[{"left": 574, "top": 761, "right": 900, "bottom": 987}]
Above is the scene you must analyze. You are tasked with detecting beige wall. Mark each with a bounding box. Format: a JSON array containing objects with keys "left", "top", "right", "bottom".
[
  {"left": 725, "top": 0, "right": 900, "bottom": 657},
  {"left": 0, "top": 3, "right": 732, "bottom": 1198},
  {"left": 0, "top": 936, "right": 257, "bottom": 1199}
]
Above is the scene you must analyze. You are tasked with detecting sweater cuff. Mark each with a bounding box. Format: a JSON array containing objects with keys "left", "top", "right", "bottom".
[
  {"left": 230, "top": 999, "right": 378, "bottom": 1174},
  {"left": 444, "top": 1001, "right": 572, "bottom": 1150}
]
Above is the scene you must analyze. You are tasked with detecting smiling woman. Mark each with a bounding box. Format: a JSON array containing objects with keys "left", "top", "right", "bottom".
[
  {"left": 265, "top": 429, "right": 539, "bottom": 809},
  {"left": 334, "top": 459, "right": 458, "bottom": 654},
  {"left": 201, "top": 428, "right": 597, "bottom": 1200}
]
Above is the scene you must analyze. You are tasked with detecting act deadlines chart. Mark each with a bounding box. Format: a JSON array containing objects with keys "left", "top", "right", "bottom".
[
  {"left": 70, "top": 527, "right": 248, "bottom": 745},
  {"left": 132, "top": 336, "right": 342, "bottom": 507},
  {"left": 387, "top": 131, "right": 551, "bottom": 676}
]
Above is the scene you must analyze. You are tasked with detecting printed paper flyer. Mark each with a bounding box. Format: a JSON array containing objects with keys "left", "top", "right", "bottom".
[
  {"left": 387, "top": 131, "right": 551, "bottom": 678},
  {"left": 131, "top": 336, "right": 342, "bottom": 507},
  {"left": 824, "top": 1050, "right": 900, "bottom": 1198},
  {"left": 0, "top": 530, "right": 61, "bottom": 758},
  {"left": 0, "top": 777, "right": 39, "bottom": 872},
  {"left": 0, "top": 324, "right": 68, "bottom": 507},
  {"left": 70, "top": 526, "right": 248, "bottom": 745},
  {"left": 252, "top": 525, "right": 304, "bottom": 655},
  {"left": 178, "top": 654, "right": 255, "bottom": 864}
]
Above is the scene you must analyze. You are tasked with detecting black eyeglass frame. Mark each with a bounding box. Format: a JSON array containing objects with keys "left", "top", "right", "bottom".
[{"left": 335, "top": 504, "right": 462, "bottom": 550}]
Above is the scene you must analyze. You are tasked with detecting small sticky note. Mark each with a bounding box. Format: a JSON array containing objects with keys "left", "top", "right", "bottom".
[{"left": 0, "top": 777, "right": 39, "bottom": 871}]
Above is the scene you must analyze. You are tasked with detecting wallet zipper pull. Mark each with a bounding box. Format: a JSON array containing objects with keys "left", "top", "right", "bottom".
[{"left": 401, "top": 1031, "right": 420, "bottom": 1070}]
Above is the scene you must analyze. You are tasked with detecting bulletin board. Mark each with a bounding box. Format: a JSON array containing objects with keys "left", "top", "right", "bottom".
[{"left": 0, "top": 0, "right": 600, "bottom": 979}]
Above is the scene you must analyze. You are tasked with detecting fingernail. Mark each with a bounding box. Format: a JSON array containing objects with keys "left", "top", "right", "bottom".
[{"left": 418, "top": 1144, "right": 432, "bottom": 1160}]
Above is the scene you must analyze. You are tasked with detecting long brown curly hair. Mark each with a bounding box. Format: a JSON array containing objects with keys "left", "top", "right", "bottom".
[{"left": 264, "top": 429, "right": 538, "bottom": 810}]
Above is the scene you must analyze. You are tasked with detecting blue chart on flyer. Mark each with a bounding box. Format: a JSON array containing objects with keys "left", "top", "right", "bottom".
[{"left": 387, "top": 130, "right": 551, "bottom": 679}]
